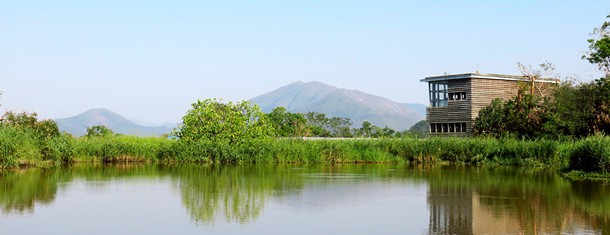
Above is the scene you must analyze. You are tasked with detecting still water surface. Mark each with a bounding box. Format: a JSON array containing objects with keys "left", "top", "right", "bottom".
[{"left": 0, "top": 164, "right": 608, "bottom": 234}]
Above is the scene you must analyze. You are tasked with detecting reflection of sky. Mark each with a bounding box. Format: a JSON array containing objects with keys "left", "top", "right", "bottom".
[
  {"left": 0, "top": 174, "right": 429, "bottom": 235},
  {"left": 227, "top": 179, "right": 430, "bottom": 235},
  {"left": 0, "top": 179, "right": 197, "bottom": 235}
]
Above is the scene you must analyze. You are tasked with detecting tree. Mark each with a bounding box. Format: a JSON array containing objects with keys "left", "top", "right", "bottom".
[
  {"left": 542, "top": 78, "right": 596, "bottom": 137},
  {"left": 328, "top": 117, "right": 353, "bottom": 137},
  {"left": 356, "top": 121, "right": 377, "bottom": 137},
  {"left": 304, "top": 112, "right": 331, "bottom": 137},
  {"left": 380, "top": 126, "right": 396, "bottom": 137},
  {"left": 86, "top": 125, "right": 114, "bottom": 137},
  {"left": 583, "top": 15, "right": 610, "bottom": 134},
  {"left": 266, "top": 107, "right": 308, "bottom": 137},
  {"left": 174, "top": 99, "right": 274, "bottom": 144},
  {"left": 303, "top": 112, "right": 353, "bottom": 137},
  {"left": 516, "top": 61, "right": 557, "bottom": 97},
  {"left": 583, "top": 14, "right": 610, "bottom": 75},
  {"left": 0, "top": 111, "right": 59, "bottom": 139},
  {"left": 473, "top": 82, "right": 552, "bottom": 139}
]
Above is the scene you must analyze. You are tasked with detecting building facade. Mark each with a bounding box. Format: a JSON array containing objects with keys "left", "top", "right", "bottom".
[{"left": 420, "top": 73, "right": 557, "bottom": 137}]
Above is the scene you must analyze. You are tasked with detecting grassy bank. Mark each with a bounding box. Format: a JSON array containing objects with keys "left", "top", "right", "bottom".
[{"left": 2, "top": 125, "right": 610, "bottom": 176}]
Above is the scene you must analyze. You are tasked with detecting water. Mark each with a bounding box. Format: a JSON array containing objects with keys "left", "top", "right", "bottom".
[{"left": 0, "top": 164, "right": 608, "bottom": 234}]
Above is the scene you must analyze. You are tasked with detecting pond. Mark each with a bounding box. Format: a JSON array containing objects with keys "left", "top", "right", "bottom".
[{"left": 0, "top": 164, "right": 608, "bottom": 234}]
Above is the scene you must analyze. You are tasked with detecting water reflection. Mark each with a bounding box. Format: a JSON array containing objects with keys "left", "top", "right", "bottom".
[
  {"left": 0, "top": 164, "right": 609, "bottom": 234},
  {"left": 0, "top": 169, "right": 60, "bottom": 214},
  {"left": 425, "top": 166, "right": 610, "bottom": 234},
  {"left": 173, "top": 165, "right": 304, "bottom": 224}
]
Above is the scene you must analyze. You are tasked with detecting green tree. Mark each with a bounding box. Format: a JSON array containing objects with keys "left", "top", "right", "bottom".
[
  {"left": 473, "top": 82, "right": 552, "bottom": 139},
  {"left": 266, "top": 107, "right": 307, "bottom": 137},
  {"left": 304, "top": 112, "right": 353, "bottom": 137},
  {"left": 356, "top": 121, "right": 377, "bottom": 137},
  {"left": 304, "top": 112, "right": 331, "bottom": 137},
  {"left": 174, "top": 99, "right": 274, "bottom": 144},
  {"left": 86, "top": 125, "right": 114, "bottom": 138},
  {"left": 542, "top": 79, "right": 596, "bottom": 137},
  {"left": 380, "top": 126, "right": 396, "bottom": 138},
  {"left": 328, "top": 116, "right": 353, "bottom": 137},
  {"left": 583, "top": 14, "right": 610, "bottom": 75},
  {"left": 583, "top": 15, "right": 610, "bottom": 134},
  {"left": 0, "top": 111, "right": 59, "bottom": 139}
]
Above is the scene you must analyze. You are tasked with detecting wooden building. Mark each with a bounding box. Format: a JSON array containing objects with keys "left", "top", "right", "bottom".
[{"left": 420, "top": 73, "right": 558, "bottom": 137}]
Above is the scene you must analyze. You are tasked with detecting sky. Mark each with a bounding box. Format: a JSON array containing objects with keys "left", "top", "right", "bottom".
[{"left": 1, "top": 1, "right": 609, "bottom": 125}]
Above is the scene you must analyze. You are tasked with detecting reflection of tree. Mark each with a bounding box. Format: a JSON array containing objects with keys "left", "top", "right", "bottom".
[
  {"left": 0, "top": 164, "right": 165, "bottom": 214},
  {"left": 174, "top": 165, "right": 304, "bottom": 224},
  {"left": 0, "top": 169, "right": 61, "bottom": 214},
  {"left": 1, "top": 163, "right": 610, "bottom": 233},
  {"left": 569, "top": 180, "right": 610, "bottom": 234}
]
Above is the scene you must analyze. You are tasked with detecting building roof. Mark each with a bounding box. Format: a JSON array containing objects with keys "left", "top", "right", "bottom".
[{"left": 420, "top": 73, "right": 559, "bottom": 83}]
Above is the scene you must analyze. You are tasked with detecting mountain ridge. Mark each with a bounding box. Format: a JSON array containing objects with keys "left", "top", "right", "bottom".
[
  {"left": 55, "top": 108, "right": 173, "bottom": 137},
  {"left": 55, "top": 82, "right": 427, "bottom": 135},
  {"left": 251, "top": 81, "right": 425, "bottom": 130}
]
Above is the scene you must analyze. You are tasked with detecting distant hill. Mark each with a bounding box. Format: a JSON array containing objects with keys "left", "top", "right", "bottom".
[
  {"left": 250, "top": 81, "right": 426, "bottom": 131},
  {"left": 55, "top": 108, "right": 173, "bottom": 137},
  {"left": 399, "top": 103, "right": 426, "bottom": 117}
]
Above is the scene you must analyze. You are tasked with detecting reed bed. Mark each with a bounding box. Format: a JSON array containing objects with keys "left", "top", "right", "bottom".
[{"left": 2, "top": 125, "right": 610, "bottom": 176}]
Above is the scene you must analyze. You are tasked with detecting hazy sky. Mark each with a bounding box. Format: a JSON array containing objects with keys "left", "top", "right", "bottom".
[{"left": 1, "top": 1, "right": 609, "bottom": 125}]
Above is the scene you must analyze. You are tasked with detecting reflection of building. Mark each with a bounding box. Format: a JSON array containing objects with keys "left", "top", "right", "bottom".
[
  {"left": 427, "top": 184, "right": 589, "bottom": 234},
  {"left": 428, "top": 185, "right": 525, "bottom": 234},
  {"left": 428, "top": 185, "right": 474, "bottom": 235},
  {"left": 420, "top": 73, "right": 558, "bottom": 136}
]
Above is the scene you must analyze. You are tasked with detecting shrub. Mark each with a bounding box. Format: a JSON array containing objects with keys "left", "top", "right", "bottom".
[{"left": 568, "top": 135, "right": 610, "bottom": 173}]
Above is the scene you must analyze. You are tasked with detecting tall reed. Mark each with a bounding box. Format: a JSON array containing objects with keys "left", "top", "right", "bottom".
[{"left": 3, "top": 126, "right": 606, "bottom": 175}]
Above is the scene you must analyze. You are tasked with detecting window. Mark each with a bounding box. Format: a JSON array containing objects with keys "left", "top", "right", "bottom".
[
  {"left": 429, "top": 82, "right": 448, "bottom": 107},
  {"left": 448, "top": 92, "right": 467, "bottom": 101},
  {"left": 429, "top": 123, "right": 468, "bottom": 133}
]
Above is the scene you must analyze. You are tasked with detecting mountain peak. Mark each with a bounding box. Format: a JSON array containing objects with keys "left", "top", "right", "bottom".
[
  {"left": 55, "top": 108, "right": 172, "bottom": 136},
  {"left": 251, "top": 81, "right": 425, "bottom": 130}
]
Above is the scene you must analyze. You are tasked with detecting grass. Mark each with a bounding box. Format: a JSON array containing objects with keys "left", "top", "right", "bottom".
[{"left": 2, "top": 124, "right": 610, "bottom": 177}]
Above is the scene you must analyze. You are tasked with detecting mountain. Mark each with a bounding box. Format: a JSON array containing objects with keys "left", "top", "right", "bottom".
[
  {"left": 399, "top": 103, "right": 427, "bottom": 118},
  {"left": 55, "top": 108, "right": 173, "bottom": 137},
  {"left": 250, "top": 81, "right": 426, "bottom": 131}
]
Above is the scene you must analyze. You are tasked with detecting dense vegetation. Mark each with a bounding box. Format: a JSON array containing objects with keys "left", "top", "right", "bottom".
[
  {"left": 0, "top": 92, "right": 609, "bottom": 177},
  {"left": 0, "top": 112, "right": 603, "bottom": 172}
]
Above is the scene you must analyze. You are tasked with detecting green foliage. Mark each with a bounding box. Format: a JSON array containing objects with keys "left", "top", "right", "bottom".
[
  {"left": 590, "top": 76, "right": 610, "bottom": 134},
  {"left": 568, "top": 135, "right": 610, "bottom": 174},
  {"left": 0, "top": 126, "right": 43, "bottom": 167},
  {"left": 473, "top": 83, "right": 554, "bottom": 139},
  {"left": 543, "top": 79, "right": 596, "bottom": 137},
  {"left": 86, "top": 125, "right": 114, "bottom": 138},
  {"left": 304, "top": 112, "right": 353, "bottom": 137},
  {"left": 355, "top": 121, "right": 381, "bottom": 137},
  {"left": 266, "top": 107, "right": 307, "bottom": 137},
  {"left": 174, "top": 99, "right": 274, "bottom": 144},
  {"left": 583, "top": 14, "right": 610, "bottom": 74},
  {"left": 473, "top": 74, "right": 610, "bottom": 139},
  {"left": 43, "top": 134, "right": 76, "bottom": 163},
  {"left": 0, "top": 126, "right": 589, "bottom": 170},
  {"left": 0, "top": 111, "right": 69, "bottom": 168},
  {"left": 583, "top": 15, "right": 610, "bottom": 135},
  {"left": 74, "top": 135, "right": 167, "bottom": 162},
  {"left": 1, "top": 111, "right": 60, "bottom": 139}
]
